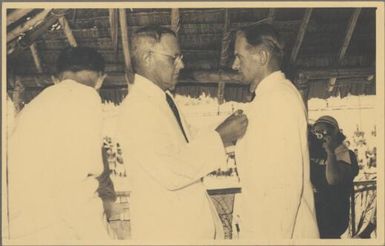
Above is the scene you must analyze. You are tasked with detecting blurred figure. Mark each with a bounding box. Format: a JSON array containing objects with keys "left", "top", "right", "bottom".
[{"left": 309, "top": 116, "right": 359, "bottom": 238}]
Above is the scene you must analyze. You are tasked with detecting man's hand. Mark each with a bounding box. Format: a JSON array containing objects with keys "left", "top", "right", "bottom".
[
  {"left": 322, "top": 135, "right": 338, "bottom": 154},
  {"left": 215, "top": 109, "right": 248, "bottom": 147}
]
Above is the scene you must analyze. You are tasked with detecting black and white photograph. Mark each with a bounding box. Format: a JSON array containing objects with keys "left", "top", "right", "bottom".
[{"left": 1, "top": 1, "right": 384, "bottom": 245}]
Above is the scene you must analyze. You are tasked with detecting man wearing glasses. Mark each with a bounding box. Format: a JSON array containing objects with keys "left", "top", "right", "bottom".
[{"left": 117, "top": 25, "right": 248, "bottom": 240}]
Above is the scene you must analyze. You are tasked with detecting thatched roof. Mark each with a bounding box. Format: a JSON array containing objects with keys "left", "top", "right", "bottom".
[{"left": 6, "top": 8, "right": 376, "bottom": 105}]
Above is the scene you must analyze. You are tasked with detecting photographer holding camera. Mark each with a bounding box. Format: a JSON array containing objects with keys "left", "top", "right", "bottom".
[{"left": 309, "top": 116, "right": 359, "bottom": 238}]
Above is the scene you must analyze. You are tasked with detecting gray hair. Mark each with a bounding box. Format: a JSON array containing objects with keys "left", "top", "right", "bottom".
[{"left": 131, "top": 25, "right": 176, "bottom": 71}]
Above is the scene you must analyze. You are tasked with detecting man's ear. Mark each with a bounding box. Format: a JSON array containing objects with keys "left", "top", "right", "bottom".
[
  {"left": 142, "top": 51, "right": 152, "bottom": 67},
  {"left": 257, "top": 48, "right": 270, "bottom": 66}
]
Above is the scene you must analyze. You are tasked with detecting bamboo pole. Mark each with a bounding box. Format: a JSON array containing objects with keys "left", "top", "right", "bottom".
[{"left": 7, "top": 9, "right": 52, "bottom": 43}]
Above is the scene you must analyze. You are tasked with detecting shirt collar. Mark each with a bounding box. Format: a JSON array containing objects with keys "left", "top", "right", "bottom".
[
  {"left": 133, "top": 74, "right": 166, "bottom": 100},
  {"left": 254, "top": 70, "right": 286, "bottom": 96}
]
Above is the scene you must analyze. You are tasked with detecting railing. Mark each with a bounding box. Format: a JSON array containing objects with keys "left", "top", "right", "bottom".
[{"left": 349, "top": 179, "right": 376, "bottom": 237}]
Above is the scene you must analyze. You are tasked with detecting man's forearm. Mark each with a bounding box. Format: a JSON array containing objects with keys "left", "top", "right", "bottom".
[{"left": 325, "top": 151, "right": 341, "bottom": 185}]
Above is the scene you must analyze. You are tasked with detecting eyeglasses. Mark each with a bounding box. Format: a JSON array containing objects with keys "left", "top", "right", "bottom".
[{"left": 149, "top": 50, "right": 183, "bottom": 65}]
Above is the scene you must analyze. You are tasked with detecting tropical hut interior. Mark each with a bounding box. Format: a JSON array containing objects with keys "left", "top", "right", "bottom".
[{"left": 5, "top": 7, "right": 377, "bottom": 239}]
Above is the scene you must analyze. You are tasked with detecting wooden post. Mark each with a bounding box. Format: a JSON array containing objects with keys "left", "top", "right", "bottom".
[
  {"left": 29, "top": 43, "right": 43, "bottom": 74},
  {"left": 12, "top": 76, "right": 25, "bottom": 114},
  {"left": 58, "top": 16, "right": 77, "bottom": 47},
  {"left": 217, "top": 9, "right": 231, "bottom": 105},
  {"left": 109, "top": 9, "right": 119, "bottom": 53},
  {"left": 296, "top": 73, "right": 309, "bottom": 111},
  {"left": 171, "top": 8, "right": 181, "bottom": 37},
  {"left": 328, "top": 8, "right": 361, "bottom": 91},
  {"left": 7, "top": 9, "right": 52, "bottom": 43},
  {"left": 119, "top": 9, "right": 134, "bottom": 84},
  {"left": 7, "top": 9, "right": 34, "bottom": 26},
  {"left": 350, "top": 186, "right": 356, "bottom": 236},
  {"left": 290, "top": 8, "right": 313, "bottom": 64}
]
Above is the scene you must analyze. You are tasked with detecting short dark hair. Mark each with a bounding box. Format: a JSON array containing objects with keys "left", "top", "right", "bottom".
[
  {"left": 131, "top": 25, "right": 176, "bottom": 70},
  {"left": 56, "top": 47, "right": 105, "bottom": 75},
  {"left": 238, "top": 23, "right": 284, "bottom": 65}
]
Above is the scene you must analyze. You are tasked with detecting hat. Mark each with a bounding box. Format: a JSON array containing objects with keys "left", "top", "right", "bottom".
[{"left": 314, "top": 115, "right": 339, "bottom": 130}]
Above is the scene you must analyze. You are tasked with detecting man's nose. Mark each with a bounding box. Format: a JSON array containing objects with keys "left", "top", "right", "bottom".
[{"left": 178, "top": 59, "right": 185, "bottom": 70}]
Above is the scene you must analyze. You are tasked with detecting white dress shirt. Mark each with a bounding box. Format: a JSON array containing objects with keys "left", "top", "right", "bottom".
[
  {"left": 7, "top": 79, "right": 109, "bottom": 242},
  {"left": 117, "top": 74, "right": 226, "bottom": 241},
  {"left": 235, "top": 71, "right": 319, "bottom": 239}
]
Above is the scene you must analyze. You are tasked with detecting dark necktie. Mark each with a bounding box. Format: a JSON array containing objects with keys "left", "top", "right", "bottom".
[{"left": 165, "top": 93, "right": 189, "bottom": 143}]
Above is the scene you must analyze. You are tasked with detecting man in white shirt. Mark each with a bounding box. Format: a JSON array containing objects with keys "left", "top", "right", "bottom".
[
  {"left": 232, "top": 24, "right": 319, "bottom": 239},
  {"left": 6, "top": 47, "right": 110, "bottom": 243},
  {"left": 117, "top": 25, "right": 248, "bottom": 241}
]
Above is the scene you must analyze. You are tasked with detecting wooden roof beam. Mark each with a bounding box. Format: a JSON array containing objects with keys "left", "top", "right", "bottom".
[
  {"left": 109, "top": 9, "right": 119, "bottom": 53},
  {"left": 58, "top": 16, "right": 77, "bottom": 47},
  {"left": 328, "top": 8, "right": 361, "bottom": 91},
  {"left": 289, "top": 8, "right": 313, "bottom": 64},
  {"left": 171, "top": 8, "right": 181, "bottom": 36},
  {"left": 7, "top": 9, "right": 52, "bottom": 43},
  {"left": 29, "top": 43, "right": 43, "bottom": 74},
  {"left": 7, "top": 9, "right": 34, "bottom": 26},
  {"left": 338, "top": 8, "right": 361, "bottom": 62},
  {"left": 119, "top": 9, "right": 134, "bottom": 83}
]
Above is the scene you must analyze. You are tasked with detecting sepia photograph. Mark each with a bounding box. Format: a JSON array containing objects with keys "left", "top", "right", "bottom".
[{"left": 1, "top": 1, "right": 384, "bottom": 245}]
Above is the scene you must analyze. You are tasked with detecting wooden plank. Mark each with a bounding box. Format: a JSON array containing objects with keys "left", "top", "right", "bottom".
[
  {"left": 7, "top": 9, "right": 34, "bottom": 26},
  {"left": 109, "top": 9, "right": 119, "bottom": 53},
  {"left": 289, "top": 8, "right": 313, "bottom": 64},
  {"left": 29, "top": 43, "right": 43, "bottom": 74},
  {"left": 7, "top": 9, "right": 52, "bottom": 43},
  {"left": 119, "top": 9, "right": 134, "bottom": 83},
  {"left": 58, "top": 16, "right": 77, "bottom": 47},
  {"left": 171, "top": 8, "right": 181, "bottom": 36},
  {"left": 219, "top": 9, "right": 230, "bottom": 68}
]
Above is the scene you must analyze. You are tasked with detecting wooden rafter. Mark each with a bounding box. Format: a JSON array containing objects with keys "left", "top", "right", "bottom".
[
  {"left": 15, "top": 9, "right": 68, "bottom": 51},
  {"left": 7, "top": 9, "right": 52, "bottom": 43},
  {"left": 328, "top": 8, "right": 361, "bottom": 91},
  {"left": 289, "top": 8, "right": 313, "bottom": 64},
  {"left": 29, "top": 43, "right": 43, "bottom": 74},
  {"left": 267, "top": 8, "right": 276, "bottom": 23},
  {"left": 109, "top": 9, "right": 119, "bottom": 53},
  {"left": 7, "top": 9, "right": 34, "bottom": 26},
  {"left": 58, "top": 16, "right": 77, "bottom": 47},
  {"left": 338, "top": 8, "right": 362, "bottom": 62},
  {"left": 171, "top": 8, "right": 181, "bottom": 36},
  {"left": 119, "top": 9, "right": 134, "bottom": 83}
]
